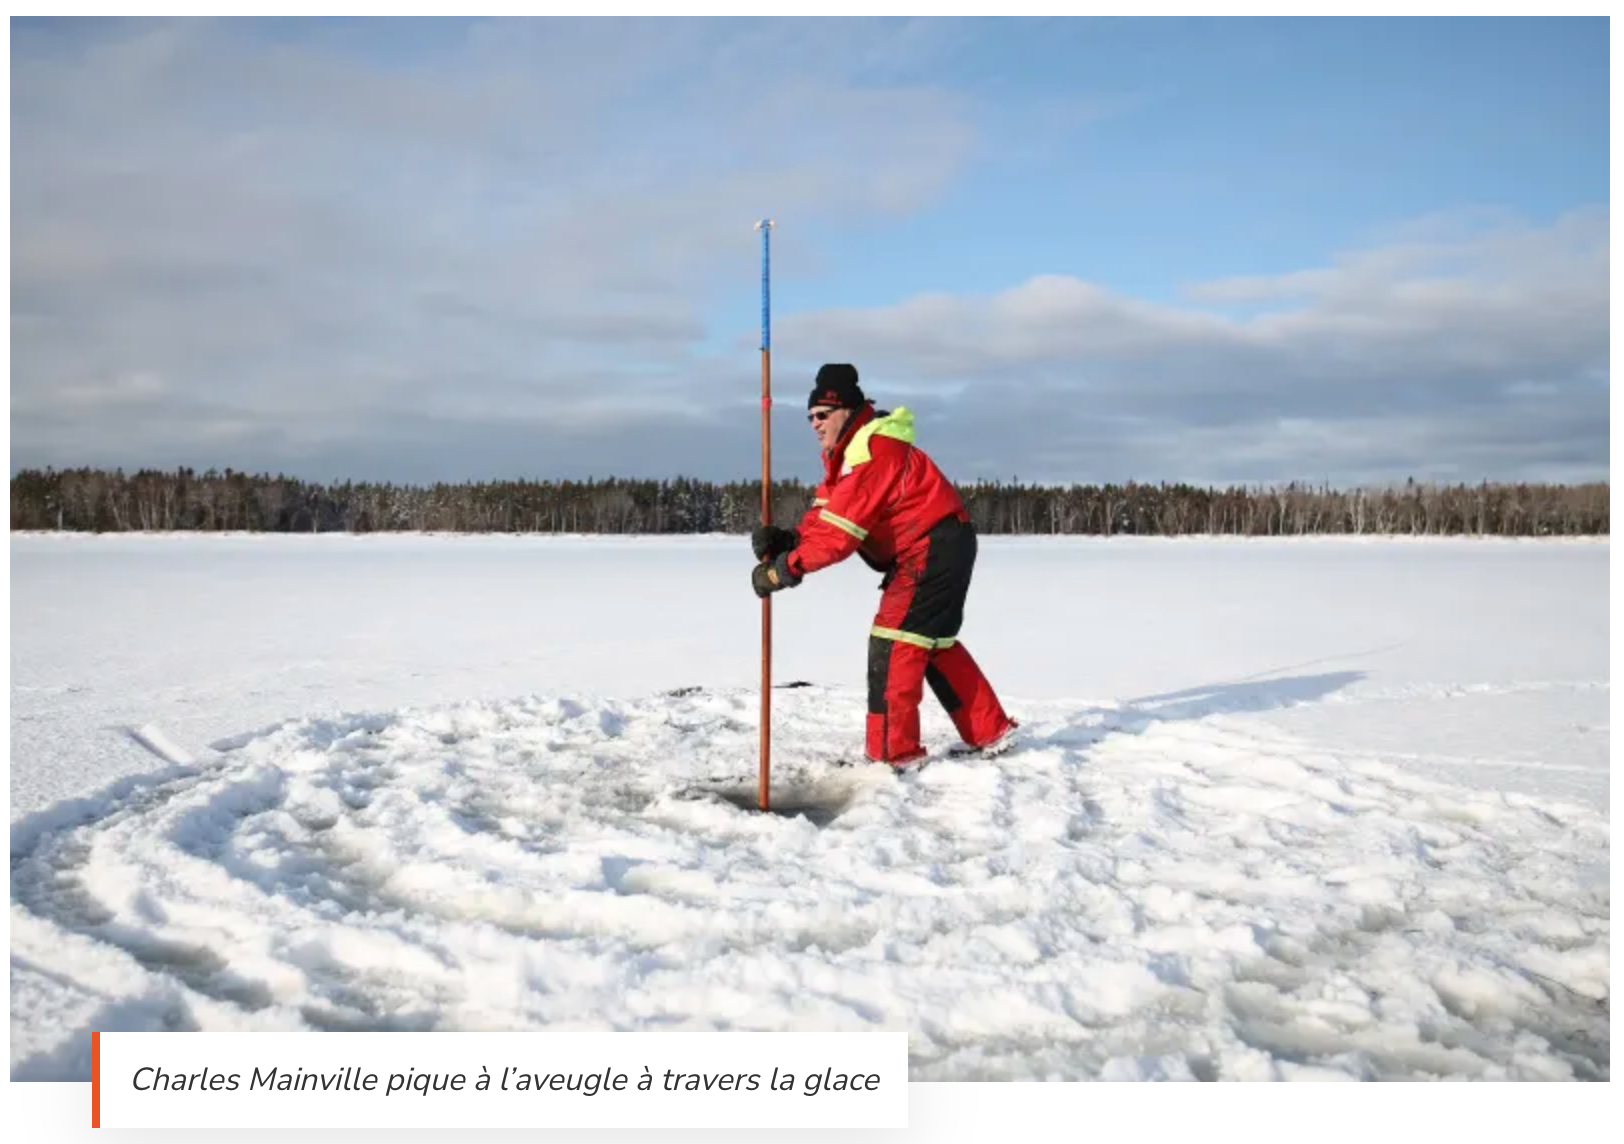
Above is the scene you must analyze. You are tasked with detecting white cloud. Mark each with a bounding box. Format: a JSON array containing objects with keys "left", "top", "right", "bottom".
[
  {"left": 776, "top": 208, "right": 1606, "bottom": 486},
  {"left": 8, "top": 19, "right": 1606, "bottom": 489},
  {"left": 10, "top": 17, "right": 976, "bottom": 478}
]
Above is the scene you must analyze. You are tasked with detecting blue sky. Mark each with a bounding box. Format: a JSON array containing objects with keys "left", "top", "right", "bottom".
[
  {"left": 758, "top": 17, "right": 1608, "bottom": 310},
  {"left": 9, "top": 16, "right": 1610, "bottom": 488}
]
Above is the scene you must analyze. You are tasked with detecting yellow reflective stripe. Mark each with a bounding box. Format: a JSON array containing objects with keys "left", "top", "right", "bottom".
[
  {"left": 812, "top": 498, "right": 828, "bottom": 506},
  {"left": 870, "top": 625, "right": 956, "bottom": 650},
  {"left": 819, "top": 509, "right": 867, "bottom": 540}
]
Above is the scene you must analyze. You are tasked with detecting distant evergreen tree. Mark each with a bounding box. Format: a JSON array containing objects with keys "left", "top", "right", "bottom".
[{"left": 6, "top": 467, "right": 1609, "bottom": 537}]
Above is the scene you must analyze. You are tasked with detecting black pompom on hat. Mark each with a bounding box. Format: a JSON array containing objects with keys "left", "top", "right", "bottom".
[{"left": 807, "top": 363, "right": 865, "bottom": 410}]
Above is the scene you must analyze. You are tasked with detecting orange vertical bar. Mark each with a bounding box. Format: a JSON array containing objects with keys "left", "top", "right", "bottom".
[
  {"left": 92, "top": 1030, "right": 100, "bottom": 1127},
  {"left": 755, "top": 218, "right": 775, "bottom": 814},
  {"left": 760, "top": 342, "right": 772, "bottom": 813}
]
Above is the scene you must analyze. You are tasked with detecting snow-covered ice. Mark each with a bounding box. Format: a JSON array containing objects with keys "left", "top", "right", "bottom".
[{"left": 8, "top": 533, "right": 1609, "bottom": 1081}]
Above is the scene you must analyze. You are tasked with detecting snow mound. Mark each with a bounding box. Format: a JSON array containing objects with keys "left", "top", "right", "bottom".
[{"left": 10, "top": 685, "right": 1609, "bottom": 1081}]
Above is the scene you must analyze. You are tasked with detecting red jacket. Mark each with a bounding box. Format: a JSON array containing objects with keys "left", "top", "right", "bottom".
[{"left": 786, "top": 404, "right": 969, "bottom": 578}]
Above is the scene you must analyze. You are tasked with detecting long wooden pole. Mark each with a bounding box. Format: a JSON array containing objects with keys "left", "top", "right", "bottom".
[{"left": 755, "top": 218, "right": 775, "bottom": 813}]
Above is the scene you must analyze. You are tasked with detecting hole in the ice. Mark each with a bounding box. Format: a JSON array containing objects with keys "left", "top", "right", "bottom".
[{"left": 678, "top": 785, "right": 856, "bottom": 827}]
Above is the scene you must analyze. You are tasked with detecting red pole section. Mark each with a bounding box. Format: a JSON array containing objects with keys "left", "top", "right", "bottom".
[{"left": 756, "top": 218, "right": 775, "bottom": 813}]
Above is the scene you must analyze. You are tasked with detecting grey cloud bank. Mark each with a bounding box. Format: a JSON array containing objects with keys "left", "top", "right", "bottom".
[
  {"left": 9, "top": 19, "right": 1608, "bottom": 490},
  {"left": 782, "top": 207, "right": 1607, "bottom": 486}
]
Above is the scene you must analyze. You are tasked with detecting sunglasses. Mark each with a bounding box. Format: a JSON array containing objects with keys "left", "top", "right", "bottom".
[{"left": 807, "top": 408, "right": 843, "bottom": 424}]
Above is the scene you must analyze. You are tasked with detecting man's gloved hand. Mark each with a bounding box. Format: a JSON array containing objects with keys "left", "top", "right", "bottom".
[
  {"left": 751, "top": 524, "right": 799, "bottom": 561},
  {"left": 751, "top": 551, "right": 802, "bottom": 598}
]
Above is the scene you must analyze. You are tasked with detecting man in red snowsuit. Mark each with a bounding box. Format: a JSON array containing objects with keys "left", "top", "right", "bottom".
[{"left": 751, "top": 363, "right": 1019, "bottom": 768}]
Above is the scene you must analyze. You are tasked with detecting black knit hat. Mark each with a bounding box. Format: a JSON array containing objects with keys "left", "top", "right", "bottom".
[{"left": 808, "top": 363, "right": 865, "bottom": 410}]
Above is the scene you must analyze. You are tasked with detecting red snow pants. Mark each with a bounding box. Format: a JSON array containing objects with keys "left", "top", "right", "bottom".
[{"left": 865, "top": 516, "right": 1015, "bottom": 764}]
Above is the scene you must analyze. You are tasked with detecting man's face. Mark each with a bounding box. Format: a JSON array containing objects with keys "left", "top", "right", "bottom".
[{"left": 808, "top": 405, "right": 851, "bottom": 453}]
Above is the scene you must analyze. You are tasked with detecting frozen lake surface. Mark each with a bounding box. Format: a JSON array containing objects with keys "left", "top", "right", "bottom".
[{"left": 9, "top": 533, "right": 1609, "bottom": 1081}]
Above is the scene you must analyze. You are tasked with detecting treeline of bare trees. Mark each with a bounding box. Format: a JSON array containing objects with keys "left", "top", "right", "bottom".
[{"left": 7, "top": 466, "right": 1610, "bottom": 537}]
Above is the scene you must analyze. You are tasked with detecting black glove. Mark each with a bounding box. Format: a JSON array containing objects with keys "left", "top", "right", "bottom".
[
  {"left": 751, "top": 551, "right": 802, "bottom": 598},
  {"left": 751, "top": 524, "right": 799, "bottom": 561}
]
